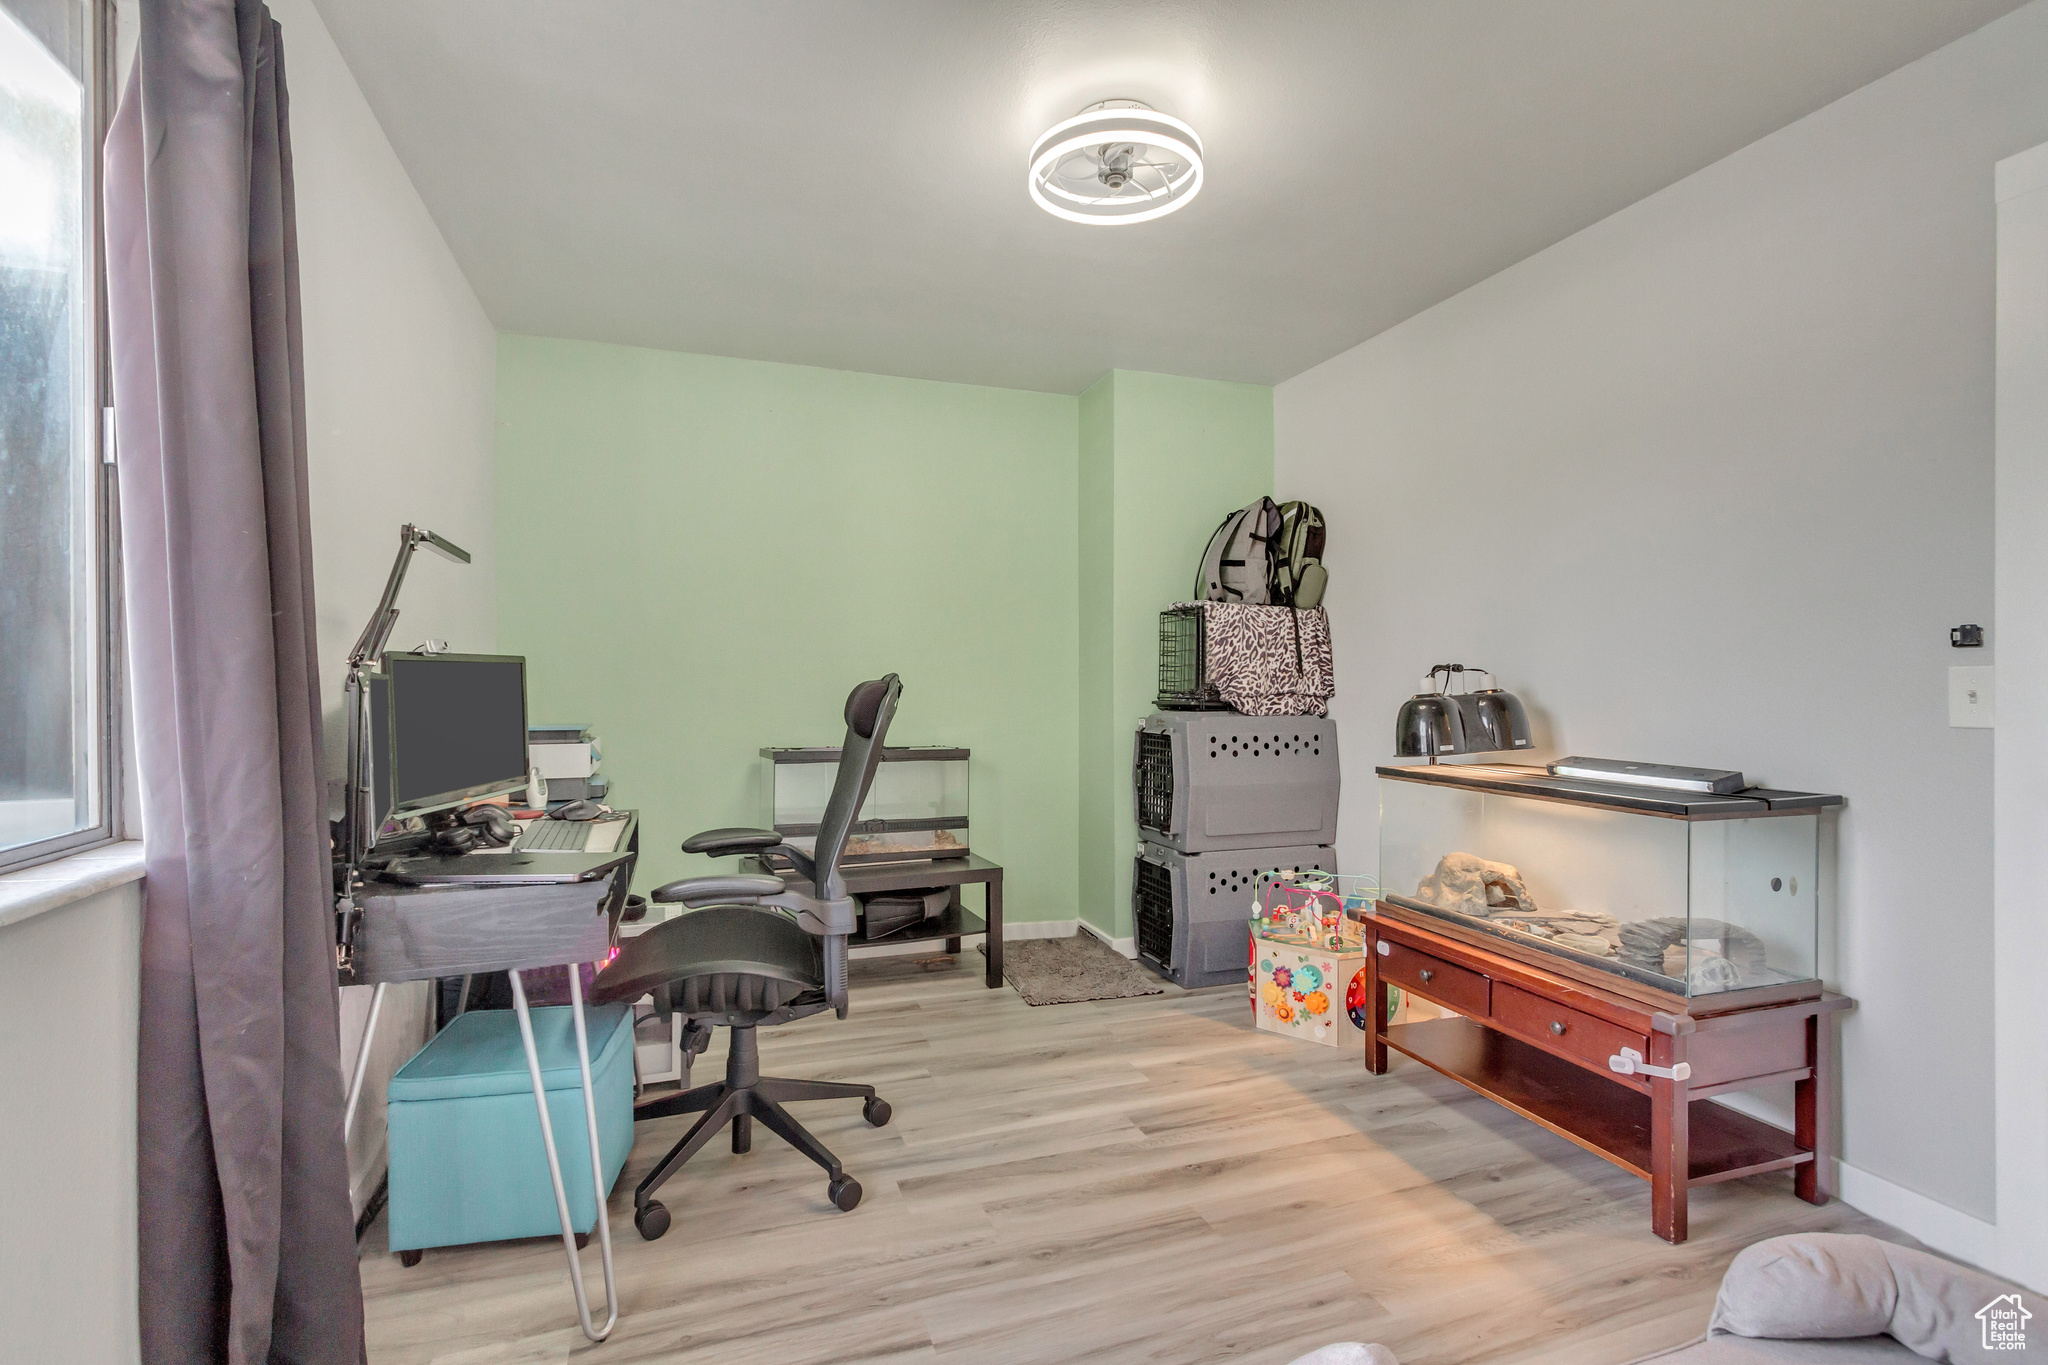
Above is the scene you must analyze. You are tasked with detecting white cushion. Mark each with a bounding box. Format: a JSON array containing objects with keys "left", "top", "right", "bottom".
[
  {"left": 1286, "top": 1344, "right": 1399, "bottom": 1365},
  {"left": 1711, "top": 1234, "right": 2035, "bottom": 1364}
]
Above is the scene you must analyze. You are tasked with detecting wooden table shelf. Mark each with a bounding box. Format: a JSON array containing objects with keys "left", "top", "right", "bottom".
[
  {"left": 846, "top": 901, "right": 985, "bottom": 950},
  {"left": 750, "top": 853, "right": 1005, "bottom": 988},
  {"left": 1384, "top": 1016, "right": 1811, "bottom": 1186}
]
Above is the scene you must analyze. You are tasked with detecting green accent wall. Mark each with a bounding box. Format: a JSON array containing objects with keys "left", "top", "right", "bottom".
[
  {"left": 1075, "top": 371, "right": 1275, "bottom": 941},
  {"left": 496, "top": 340, "right": 1272, "bottom": 943},
  {"left": 1076, "top": 376, "right": 1117, "bottom": 936},
  {"left": 495, "top": 335, "right": 1081, "bottom": 920}
]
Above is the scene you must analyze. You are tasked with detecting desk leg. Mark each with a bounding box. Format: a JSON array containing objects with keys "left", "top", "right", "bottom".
[
  {"left": 343, "top": 981, "right": 387, "bottom": 1144},
  {"left": 985, "top": 873, "right": 1004, "bottom": 989},
  {"left": 509, "top": 970, "right": 618, "bottom": 1344}
]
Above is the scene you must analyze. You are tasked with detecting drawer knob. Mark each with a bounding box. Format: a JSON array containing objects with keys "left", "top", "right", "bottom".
[
  {"left": 1418, "top": 968, "right": 1434, "bottom": 982},
  {"left": 1550, "top": 1021, "right": 1567, "bottom": 1036}
]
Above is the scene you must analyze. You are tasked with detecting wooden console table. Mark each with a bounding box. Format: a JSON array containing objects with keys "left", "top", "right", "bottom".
[{"left": 1362, "top": 906, "right": 1850, "bottom": 1243}]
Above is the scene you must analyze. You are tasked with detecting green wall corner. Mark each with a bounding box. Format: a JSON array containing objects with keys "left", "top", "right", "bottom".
[
  {"left": 1074, "top": 371, "right": 1275, "bottom": 942},
  {"left": 494, "top": 339, "right": 1271, "bottom": 947},
  {"left": 495, "top": 335, "right": 1081, "bottom": 921}
]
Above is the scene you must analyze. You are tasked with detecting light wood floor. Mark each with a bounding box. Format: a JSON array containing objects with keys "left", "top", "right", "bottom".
[{"left": 360, "top": 949, "right": 1905, "bottom": 1365}]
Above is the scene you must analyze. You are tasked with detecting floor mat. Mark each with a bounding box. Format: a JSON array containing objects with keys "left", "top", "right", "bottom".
[{"left": 979, "top": 933, "right": 1167, "bottom": 1005}]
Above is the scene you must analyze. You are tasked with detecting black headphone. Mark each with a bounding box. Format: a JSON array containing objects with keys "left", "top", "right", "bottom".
[{"left": 431, "top": 804, "right": 517, "bottom": 853}]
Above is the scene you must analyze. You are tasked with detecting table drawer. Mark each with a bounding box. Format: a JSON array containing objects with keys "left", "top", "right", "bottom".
[
  {"left": 1380, "top": 938, "right": 1489, "bottom": 1017},
  {"left": 1492, "top": 981, "right": 1648, "bottom": 1074}
]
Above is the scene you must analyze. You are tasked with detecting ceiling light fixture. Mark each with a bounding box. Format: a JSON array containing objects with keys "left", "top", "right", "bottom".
[{"left": 1028, "top": 100, "right": 1204, "bottom": 226}]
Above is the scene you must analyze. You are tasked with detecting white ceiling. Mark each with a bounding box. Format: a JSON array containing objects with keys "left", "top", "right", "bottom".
[{"left": 311, "top": 0, "right": 2023, "bottom": 394}]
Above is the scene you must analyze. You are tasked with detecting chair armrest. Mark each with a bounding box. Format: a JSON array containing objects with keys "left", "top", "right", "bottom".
[
  {"left": 649, "top": 873, "right": 788, "bottom": 905},
  {"left": 681, "top": 827, "right": 782, "bottom": 857}
]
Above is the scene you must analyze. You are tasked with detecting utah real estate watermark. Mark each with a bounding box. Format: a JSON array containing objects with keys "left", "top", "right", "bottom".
[{"left": 1979, "top": 1294, "right": 2033, "bottom": 1351}]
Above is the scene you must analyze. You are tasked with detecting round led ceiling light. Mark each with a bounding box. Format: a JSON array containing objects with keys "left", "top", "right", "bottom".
[{"left": 1028, "top": 100, "right": 1204, "bottom": 226}]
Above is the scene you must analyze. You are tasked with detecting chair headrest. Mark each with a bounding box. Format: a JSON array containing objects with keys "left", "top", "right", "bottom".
[{"left": 844, "top": 676, "right": 896, "bottom": 740}]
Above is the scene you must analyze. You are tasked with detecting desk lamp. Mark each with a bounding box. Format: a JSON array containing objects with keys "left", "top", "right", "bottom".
[{"left": 336, "top": 525, "right": 471, "bottom": 943}]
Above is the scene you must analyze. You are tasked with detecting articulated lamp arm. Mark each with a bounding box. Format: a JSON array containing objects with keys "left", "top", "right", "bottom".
[
  {"left": 346, "top": 523, "right": 471, "bottom": 669},
  {"left": 337, "top": 523, "right": 474, "bottom": 953}
]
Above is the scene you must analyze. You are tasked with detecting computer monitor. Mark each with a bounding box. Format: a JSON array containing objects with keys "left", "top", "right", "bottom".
[
  {"left": 367, "top": 671, "right": 394, "bottom": 833},
  {"left": 384, "top": 652, "right": 529, "bottom": 819}
]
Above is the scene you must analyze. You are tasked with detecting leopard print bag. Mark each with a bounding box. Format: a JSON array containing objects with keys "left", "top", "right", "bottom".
[{"left": 1192, "top": 601, "right": 1335, "bottom": 717}]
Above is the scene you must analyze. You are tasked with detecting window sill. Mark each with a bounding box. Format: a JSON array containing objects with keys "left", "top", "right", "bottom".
[{"left": 0, "top": 840, "right": 146, "bottom": 931}]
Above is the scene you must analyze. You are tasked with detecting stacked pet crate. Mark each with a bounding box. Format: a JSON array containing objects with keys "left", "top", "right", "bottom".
[{"left": 1132, "top": 606, "right": 1341, "bottom": 988}]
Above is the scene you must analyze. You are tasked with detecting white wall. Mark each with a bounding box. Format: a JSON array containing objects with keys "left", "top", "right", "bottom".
[
  {"left": 264, "top": 0, "right": 496, "bottom": 1210},
  {"left": 0, "top": 883, "right": 142, "bottom": 1364},
  {"left": 270, "top": 0, "right": 499, "bottom": 762},
  {"left": 1993, "top": 139, "right": 2048, "bottom": 1293},
  {"left": 1277, "top": 0, "right": 2048, "bottom": 1242}
]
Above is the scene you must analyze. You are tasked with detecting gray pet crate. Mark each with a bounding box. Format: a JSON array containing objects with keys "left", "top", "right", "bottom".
[
  {"left": 1134, "top": 712, "right": 1340, "bottom": 853},
  {"left": 1133, "top": 842, "right": 1336, "bottom": 989}
]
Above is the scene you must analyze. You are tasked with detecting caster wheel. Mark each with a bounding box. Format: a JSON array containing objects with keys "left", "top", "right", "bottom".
[
  {"left": 574, "top": 1232, "right": 589, "bottom": 1250},
  {"left": 863, "top": 1097, "right": 892, "bottom": 1127},
  {"left": 398, "top": 1249, "right": 423, "bottom": 1268},
  {"left": 732, "top": 1114, "right": 753, "bottom": 1154},
  {"left": 827, "top": 1175, "right": 862, "bottom": 1212},
  {"left": 635, "top": 1200, "right": 671, "bottom": 1241}
]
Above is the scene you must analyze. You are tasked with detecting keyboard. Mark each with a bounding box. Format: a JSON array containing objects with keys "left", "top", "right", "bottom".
[
  {"left": 518, "top": 819, "right": 593, "bottom": 852},
  {"left": 514, "top": 816, "right": 628, "bottom": 854}
]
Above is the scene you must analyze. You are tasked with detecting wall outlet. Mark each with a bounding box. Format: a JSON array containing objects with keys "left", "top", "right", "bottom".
[{"left": 1949, "top": 665, "right": 1995, "bottom": 728}]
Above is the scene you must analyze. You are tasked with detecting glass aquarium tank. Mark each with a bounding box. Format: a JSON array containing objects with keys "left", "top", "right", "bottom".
[
  {"left": 1377, "top": 764, "right": 1837, "bottom": 1003},
  {"left": 762, "top": 746, "right": 969, "bottom": 865}
]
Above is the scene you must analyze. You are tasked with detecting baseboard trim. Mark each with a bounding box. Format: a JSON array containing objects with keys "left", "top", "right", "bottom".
[
  {"left": 1835, "top": 1159, "right": 1998, "bottom": 1269},
  {"left": 1077, "top": 919, "right": 1137, "bottom": 958},
  {"left": 847, "top": 917, "right": 1083, "bottom": 960},
  {"left": 1003, "top": 918, "right": 1079, "bottom": 941}
]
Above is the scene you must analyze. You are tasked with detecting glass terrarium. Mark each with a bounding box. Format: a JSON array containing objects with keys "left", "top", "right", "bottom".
[
  {"left": 1377, "top": 764, "right": 1836, "bottom": 1003},
  {"left": 761, "top": 746, "right": 969, "bottom": 865}
]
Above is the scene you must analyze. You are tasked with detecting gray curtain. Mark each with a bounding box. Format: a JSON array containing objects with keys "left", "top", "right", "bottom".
[{"left": 104, "top": 2, "right": 365, "bottom": 1361}]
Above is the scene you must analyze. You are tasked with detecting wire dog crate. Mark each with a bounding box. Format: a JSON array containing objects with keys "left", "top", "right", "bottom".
[
  {"left": 1133, "top": 857, "right": 1176, "bottom": 966},
  {"left": 1135, "top": 731, "right": 1174, "bottom": 831},
  {"left": 1157, "top": 605, "right": 1230, "bottom": 711}
]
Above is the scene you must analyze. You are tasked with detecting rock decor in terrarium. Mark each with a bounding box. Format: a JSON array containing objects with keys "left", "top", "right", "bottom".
[
  {"left": 1413, "top": 851, "right": 1627, "bottom": 958},
  {"left": 1378, "top": 763, "right": 1838, "bottom": 1005}
]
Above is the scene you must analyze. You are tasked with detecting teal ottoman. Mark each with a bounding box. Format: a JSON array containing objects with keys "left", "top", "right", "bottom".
[{"left": 387, "top": 1003, "right": 634, "bottom": 1256}]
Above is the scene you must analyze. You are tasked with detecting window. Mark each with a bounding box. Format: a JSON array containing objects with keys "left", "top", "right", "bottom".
[{"left": 0, "top": 0, "right": 113, "bottom": 871}]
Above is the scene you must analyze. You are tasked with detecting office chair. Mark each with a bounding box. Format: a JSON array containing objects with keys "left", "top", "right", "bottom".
[{"left": 591, "top": 674, "right": 901, "bottom": 1238}]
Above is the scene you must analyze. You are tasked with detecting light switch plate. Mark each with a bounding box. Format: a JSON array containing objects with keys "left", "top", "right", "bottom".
[{"left": 1949, "top": 665, "right": 1995, "bottom": 728}]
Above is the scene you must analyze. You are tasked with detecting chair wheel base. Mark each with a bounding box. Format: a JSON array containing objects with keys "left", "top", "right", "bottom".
[
  {"left": 635, "top": 1200, "right": 671, "bottom": 1240},
  {"left": 828, "top": 1176, "right": 862, "bottom": 1212},
  {"left": 733, "top": 1113, "right": 752, "bottom": 1154},
  {"left": 864, "top": 1097, "right": 891, "bottom": 1126},
  {"left": 398, "top": 1249, "right": 423, "bottom": 1268}
]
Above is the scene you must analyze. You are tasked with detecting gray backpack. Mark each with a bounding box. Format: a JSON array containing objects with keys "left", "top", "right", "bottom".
[
  {"left": 1195, "top": 497, "right": 1326, "bottom": 609},
  {"left": 1195, "top": 498, "right": 1282, "bottom": 604}
]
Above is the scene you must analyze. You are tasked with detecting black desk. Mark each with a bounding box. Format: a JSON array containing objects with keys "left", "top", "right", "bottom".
[
  {"left": 343, "top": 813, "right": 641, "bottom": 988},
  {"left": 335, "top": 814, "right": 641, "bottom": 1339},
  {"left": 749, "top": 854, "right": 1005, "bottom": 989},
  {"left": 374, "top": 811, "right": 640, "bottom": 892}
]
